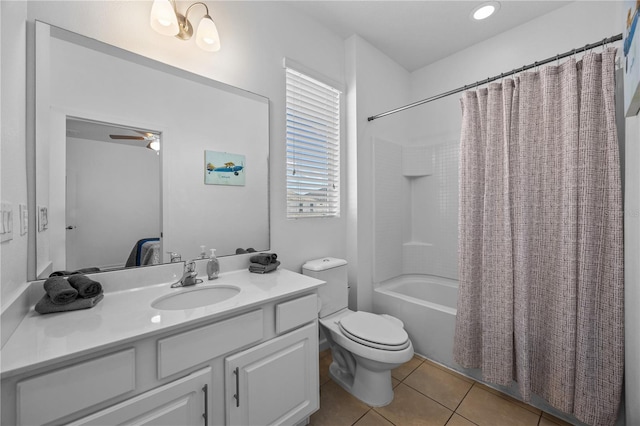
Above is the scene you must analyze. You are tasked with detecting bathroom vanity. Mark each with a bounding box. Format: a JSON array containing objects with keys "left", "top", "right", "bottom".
[{"left": 0, "top": 267, "right": 323, "bottom": 425}]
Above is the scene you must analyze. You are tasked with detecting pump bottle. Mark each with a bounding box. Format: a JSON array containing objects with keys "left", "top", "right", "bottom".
[{"left": 207, "top": 249, "right": 219, "bottom": 280}]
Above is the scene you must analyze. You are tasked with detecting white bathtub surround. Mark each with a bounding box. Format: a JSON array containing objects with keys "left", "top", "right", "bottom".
[
  {"left": 402, "top": 145, "right": 433, "bottom": 177},
  {"left": 373, "top": 274, "right": 457, "bottom": 365},
  {"left": 455, "top": 50, "right": 623, "bottom": 426},
  {"left": 372, "top": 138, "right": 459, "bottom": 283}
]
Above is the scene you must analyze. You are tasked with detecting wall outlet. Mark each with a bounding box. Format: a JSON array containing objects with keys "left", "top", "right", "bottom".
[
  {"left": 1, "top": 202, "right": 14, "bottom": 242},
  {"left": 19, "top": 204, "right": 28, "bottom": 235}
]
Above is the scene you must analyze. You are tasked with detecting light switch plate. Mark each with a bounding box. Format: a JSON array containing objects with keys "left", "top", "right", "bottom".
[
  {"left": 19, "top": 204, "right": 28, "bottom": 235},
  {"left": 1, "top": 202, "right": 14, "bottom": 242},
  {"left": 37, "top": 205, "right": 48, "bottom": 232}
]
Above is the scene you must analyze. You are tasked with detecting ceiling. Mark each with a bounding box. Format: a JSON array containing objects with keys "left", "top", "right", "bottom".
[
  {"left": 288, "top": 1, "right": 572, "bottom": 72},
  {"left": 66, "top": 118, "right": 159, "bottom": 148}
]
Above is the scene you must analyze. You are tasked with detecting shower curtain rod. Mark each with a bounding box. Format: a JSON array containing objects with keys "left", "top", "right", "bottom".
[{"left": 367, "top": 33, "right": 623, "bottom": 122}]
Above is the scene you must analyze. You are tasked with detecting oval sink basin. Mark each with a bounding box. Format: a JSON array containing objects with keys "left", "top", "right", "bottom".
[{"left": 151, "top": 286, "right": 241, "bottom": 310}]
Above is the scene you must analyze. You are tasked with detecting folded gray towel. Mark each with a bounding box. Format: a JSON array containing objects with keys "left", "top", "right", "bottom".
[
  {"left": 68, "top": 275, "right": 102, "bottom": 298},
  {"left": 43, "top": 277, "right": 78, "bottom": 305},
  {"left": 35, "top": 292, "right": 104, "bottom": 314},
  {"left": 249, "top": 260, "right": 280, "bottom": 274},
  {"left": 249, "top": 253, "right": 278, "bottom": 266}
]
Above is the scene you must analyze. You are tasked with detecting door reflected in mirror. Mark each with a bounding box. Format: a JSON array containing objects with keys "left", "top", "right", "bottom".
[{"left": 64, "top": 118, "right": 161, "bottom": 272}]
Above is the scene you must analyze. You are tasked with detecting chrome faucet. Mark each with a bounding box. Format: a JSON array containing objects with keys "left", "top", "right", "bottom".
[{"left": 171, "top": 261, "right": 203, "bottom": 288}]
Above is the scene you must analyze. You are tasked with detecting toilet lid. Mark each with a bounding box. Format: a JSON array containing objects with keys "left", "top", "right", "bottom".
[{"left": 338, "top": 312, "right": 409, "bottom": 350}]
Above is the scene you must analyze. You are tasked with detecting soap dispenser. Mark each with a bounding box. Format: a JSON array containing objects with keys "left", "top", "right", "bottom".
[
  {"left": 207, "top": 249, "right": 219, "bottom": 280},
  {"left": 199, "top": 245, "right": 208, "bottom": 259}
]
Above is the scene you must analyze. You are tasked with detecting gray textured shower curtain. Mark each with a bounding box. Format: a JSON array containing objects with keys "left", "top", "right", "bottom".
[{"left": 453, "top": 48, "right": 623, "bottom": 426}]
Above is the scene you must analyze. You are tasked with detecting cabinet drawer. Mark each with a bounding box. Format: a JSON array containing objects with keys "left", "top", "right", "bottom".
[
  {"left": 275, "top": 294, "right": 317, "bottom": 334},
  {"left": 16, "top": 348, "right": 135, "bottom": 426},
  {"left": 158, "top": 309, "right": 264, "bottom": 379}
]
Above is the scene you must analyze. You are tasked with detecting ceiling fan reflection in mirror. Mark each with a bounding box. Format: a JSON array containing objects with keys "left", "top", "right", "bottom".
[{"left": 110, "top": 131, "right": 160, "bottom": 151}]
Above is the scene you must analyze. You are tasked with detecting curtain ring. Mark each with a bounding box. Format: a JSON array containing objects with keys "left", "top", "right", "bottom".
[
  {"left": 572, "top": 48, "right": 577, "bottom": 60},
  {"left": 602, "top": 37, "right": 607, "bottom": 51},
  {"left": 556, "top": 54, "right": 560, "bottom": 66}
]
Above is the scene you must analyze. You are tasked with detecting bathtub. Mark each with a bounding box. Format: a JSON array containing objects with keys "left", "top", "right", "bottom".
[{"left": 373, "top": 274, "right": 458, "bottom": 366}]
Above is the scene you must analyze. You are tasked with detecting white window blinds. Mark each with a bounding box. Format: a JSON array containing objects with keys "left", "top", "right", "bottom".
[{"left": 286, "top": 67, "right": 340, "bottom": 218}]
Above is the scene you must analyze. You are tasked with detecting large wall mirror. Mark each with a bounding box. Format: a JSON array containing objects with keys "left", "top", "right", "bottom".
[{"left": 33, "top": 22, "right": 270, "bottom": 279}]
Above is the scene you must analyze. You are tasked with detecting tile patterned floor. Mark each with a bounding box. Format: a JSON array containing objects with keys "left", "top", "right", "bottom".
[{"left": 310, "top": 351, "right": 574, "bottom": 426}]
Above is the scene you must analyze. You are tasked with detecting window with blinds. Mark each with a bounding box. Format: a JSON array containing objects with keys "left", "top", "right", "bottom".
[{"left": 286, "top": 67, "right": 340, "bottom": 218}]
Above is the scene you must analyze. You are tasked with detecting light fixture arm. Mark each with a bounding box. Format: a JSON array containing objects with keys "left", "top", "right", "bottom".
[
  {"left": 150, "top": 0, "right": 220, "bottom": 51},
  {"left": 174, "top": 1, "right": 210, "bottom": 40}
]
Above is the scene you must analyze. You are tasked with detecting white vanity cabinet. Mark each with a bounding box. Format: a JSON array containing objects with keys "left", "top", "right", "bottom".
[
  {"left": 1, "top": 291, "right": 320, "bottom": 426},
  {"left": 225, "top": 322, "right": 318, "bottom": 426},
  {"left": 69, "top": 367, "right": 211, "bottom": 426}
]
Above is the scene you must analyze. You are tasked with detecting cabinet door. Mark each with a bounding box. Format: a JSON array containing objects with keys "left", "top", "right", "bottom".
[
  {"left": 69, "top": 367, "right": 211, "bottom": 426},
  {"left": 225, "top": 322, "right": 318, "bottom": 426}
]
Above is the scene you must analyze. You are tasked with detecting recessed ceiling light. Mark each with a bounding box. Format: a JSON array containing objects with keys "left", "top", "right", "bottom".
[{"left": 471, "top": 2, "right": 500, "bottom": 21}]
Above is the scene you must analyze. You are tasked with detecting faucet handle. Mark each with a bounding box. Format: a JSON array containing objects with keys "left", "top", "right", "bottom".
[{"left": 185, "top": 260, "right": 196, "bottom": 273}]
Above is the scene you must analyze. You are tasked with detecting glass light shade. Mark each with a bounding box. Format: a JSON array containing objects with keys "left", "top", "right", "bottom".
[
  {"left": 195, "top": 15, "right": 221, "bottom": 52},
  {"left": 471, "top": 2, "right": 500, "bottom": 20},
  {"left": 147, "top": 140, "right": 160, "bottom": 151},
  {"left": 150, "top": 0, "right": 179, "bottom": 36}
]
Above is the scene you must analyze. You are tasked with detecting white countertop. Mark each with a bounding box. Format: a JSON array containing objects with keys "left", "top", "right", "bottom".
[{"left": 1, "top": 268, "right": 324, "bottom": 379}]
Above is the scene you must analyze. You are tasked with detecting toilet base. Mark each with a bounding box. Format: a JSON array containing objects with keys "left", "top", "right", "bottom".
[{"left": 328, "top": 358, "right": 394, "bottom": 407}]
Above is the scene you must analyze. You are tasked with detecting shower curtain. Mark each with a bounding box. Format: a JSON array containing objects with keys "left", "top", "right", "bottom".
[{"left": 453, "top": 48, "right": 623, "bottom": 426}]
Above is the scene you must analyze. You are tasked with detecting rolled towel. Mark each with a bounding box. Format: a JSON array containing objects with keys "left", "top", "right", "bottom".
[
  {"left": 35, "top": 292, "right": 104, "bottom": 315},
  {"left": 249, "top": 253, "right": 278, "bottom": 266},
  {"left": 43, "top": 277, "right": 78, "bottom": 305},
  {"left": 68, "top": 275, "right": 103, "bottom": 298},
  {"left": 249, "top": 260, "right": 280, "bottom": 274}
]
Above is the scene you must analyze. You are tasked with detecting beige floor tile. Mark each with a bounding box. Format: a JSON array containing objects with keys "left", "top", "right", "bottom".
[
  {"left": 392, "top": 355, "right": 424, "bottom": 381},
  {"left": 310, "top": 380, "right": 370, "bottom": 426},
  {"left": 539, "top": 416, "right": 560, "bottom": 426},
  {"left": 319, "top": 350, "right": 333, "bottom": 386},
  {"left": 472, "top": 383, "right": 541, "bottom": 416},
  {"left": 446, "top": 414, "right": 478, "bottom": 426},
  {"left": 540, "top": 411, "right": 574, "bottom": 426},
  {"left": 374, "top": 383, "right": 453, "bottom": 426},
  {"left": 354, "top": 410, "right": 395, "bottom": 426},
  {"left": 404, "top": 362, "right": 473, "bottom": 410},
  {"left": 422, "top": 359, "right": 475, "bottom": 385},
  {"left": 456, "top": 385, "right": 540, "bottom": 426},
  {"left": 392, "top": 377, "right": 401, "bottom": 388}
]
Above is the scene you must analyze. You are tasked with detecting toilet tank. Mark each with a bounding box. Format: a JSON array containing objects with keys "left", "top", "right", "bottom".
[{"left": 302, "top": 257, "right": 348, "bottom": 319}]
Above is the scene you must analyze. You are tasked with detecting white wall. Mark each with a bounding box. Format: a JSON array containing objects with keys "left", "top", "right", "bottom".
[
  {"left": 1, "top": 1, "right": 29, "bottom": 307},
  {"left": 624, "top": 114, "right": 640, "bottom": 426},
  {"left": 345, "top": 35, "right": 410, "bottom": 311},
  {"left": 1, "top": 1, "right": 347, "bottom": 303}
]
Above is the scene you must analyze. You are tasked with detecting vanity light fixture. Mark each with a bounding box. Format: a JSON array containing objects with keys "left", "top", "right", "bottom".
[
  {"left": 150, "top": 0, "right": 221, "bottom": 52},
  {"left": 471, "top": 1, "right": 500, "bottom": 21}
]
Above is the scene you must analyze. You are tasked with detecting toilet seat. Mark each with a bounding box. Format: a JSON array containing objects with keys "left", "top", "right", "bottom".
[{"left": 338, "top": 312, "right": 410, "bottom": 351}]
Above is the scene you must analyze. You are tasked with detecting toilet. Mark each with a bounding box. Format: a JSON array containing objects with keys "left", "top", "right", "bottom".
[{"left": 303, "top": 257, "right": 414, "bottom": 407}]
